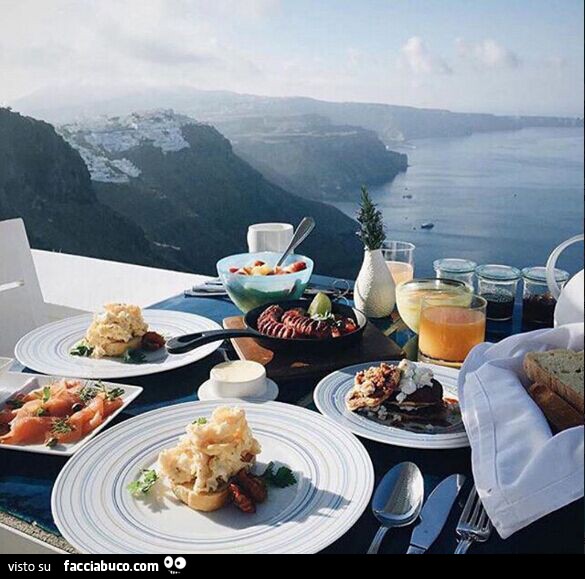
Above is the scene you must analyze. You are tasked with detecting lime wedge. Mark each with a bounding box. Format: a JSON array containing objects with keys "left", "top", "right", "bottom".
[{"left": 308, "top": 292, "right": 332, "bottom": 318}]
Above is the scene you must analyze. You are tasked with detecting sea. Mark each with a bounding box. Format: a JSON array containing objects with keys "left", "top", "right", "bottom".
[{"left": 332, "top": 127, "right": 584, "bottom": 279}]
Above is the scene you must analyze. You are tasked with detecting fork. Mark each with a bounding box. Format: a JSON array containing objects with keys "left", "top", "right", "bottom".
[{"left": 454, "top": 485, "right": 493, "bottom": 554}]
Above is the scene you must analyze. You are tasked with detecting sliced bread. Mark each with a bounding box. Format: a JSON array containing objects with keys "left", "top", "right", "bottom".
[
  {"left": 172, "top": 482, "right": 230, "bottom": 512},
  {"left": 528, "top": 383, "right": 584, "bottom": 432},
  {"left": 524, "top": 350, "right": 584, "bottom": 414}
]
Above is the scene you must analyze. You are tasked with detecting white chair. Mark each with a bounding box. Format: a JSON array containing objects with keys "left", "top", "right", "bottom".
[{"left": 0, "top": 219, "right": 83, "bottom": 357}]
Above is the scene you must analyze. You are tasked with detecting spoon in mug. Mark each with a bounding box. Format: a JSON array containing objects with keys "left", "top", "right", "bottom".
[
  {"left": 276, "top": 217, "right": 316, "bottom": 268},
  {"left": 367, "top": 462, "right": 425, "bottom": 555}
]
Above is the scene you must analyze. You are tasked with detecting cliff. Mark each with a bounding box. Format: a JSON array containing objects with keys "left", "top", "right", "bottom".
[{"left": 0, "top": 108, "right": 168, "bottom": 268}]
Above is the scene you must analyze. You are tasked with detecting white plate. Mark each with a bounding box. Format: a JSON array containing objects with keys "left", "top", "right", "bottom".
[
  {"left": 52, "top": 400, "right": 374, "bottom": 554},
  {"left": 314, "top": 361, "right": 469, "bottom": 450},
  {"left": 0, "top": 373, "right": 142, "bottom": 456},
  {"left": 15, "top": 310, "right": 222, "bottom": 379}
]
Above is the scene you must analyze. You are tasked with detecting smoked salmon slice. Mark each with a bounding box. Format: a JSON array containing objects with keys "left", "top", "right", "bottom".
[
  {"left": 0, "top": 379, "right": 126, "bottom": 447},
  {"left": 0, "top": 416, "right": 53, "bottom": 445},
  {"left": 44, "top": 388, "right": 82, "bottom": 417}
]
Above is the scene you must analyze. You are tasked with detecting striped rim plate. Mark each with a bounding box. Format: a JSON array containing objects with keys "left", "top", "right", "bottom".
[
  {"left": 51, "top": 401, "right": 374, "bottom": 554},
  {"left": 15, "top": 310, "right": 222, "bottom": 379},
  {"left": 314, "top": 361, "right": 469, "bottom": 450}
]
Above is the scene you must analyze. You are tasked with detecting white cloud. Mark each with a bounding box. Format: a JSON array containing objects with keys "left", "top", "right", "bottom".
[
  {"left": 398, "top": 37, "right": 452, "bottom": 75},
  {"left": 456, "top": 38, "right": 520, "bottom": 70},
  {"left": 0, "top": 0, "right": 269, "bottom": 101}
]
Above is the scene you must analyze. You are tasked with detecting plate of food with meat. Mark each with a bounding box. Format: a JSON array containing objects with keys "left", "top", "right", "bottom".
[
  {"left": 51, "top": 401, "right": 374, "bottom": 553},
  {"left": 15, "top": 304, "right": 222, "bottom": 379},
  {"left": 167, "top": 292, "right": 366, "bottom": 355},
  {"left": 314, "top": 360, "right": 469, "bottom": 449}
]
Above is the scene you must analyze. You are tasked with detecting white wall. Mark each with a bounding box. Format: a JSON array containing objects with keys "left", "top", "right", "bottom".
[{"left": 33, "top": 250, "right": 211, "bottom": 312}]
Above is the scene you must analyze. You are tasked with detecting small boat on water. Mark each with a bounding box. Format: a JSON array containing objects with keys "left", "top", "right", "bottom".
[{"left": 421, "top": 222, "right": 435, "bottom": 230}]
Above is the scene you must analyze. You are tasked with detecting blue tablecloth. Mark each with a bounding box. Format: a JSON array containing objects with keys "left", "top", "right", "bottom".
[{"left": 1, "top": 276, "right": 582, "bottom": 553}]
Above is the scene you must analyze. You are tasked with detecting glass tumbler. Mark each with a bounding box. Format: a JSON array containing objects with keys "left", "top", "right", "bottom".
[
  {"left": 418, "top": 295, "right": 487, "bottom": 368},
  {"left": 382, "top": 241, "right": 416, "bottom": 286},
  {"left": 434, "top": 258, "right": 478, "bottom": 291},
  {"left": 522, "top": 267, "right": 570, "bottom": 326},
  {"left": 476, "top": 264, "right": 521, "bottom": 321}
]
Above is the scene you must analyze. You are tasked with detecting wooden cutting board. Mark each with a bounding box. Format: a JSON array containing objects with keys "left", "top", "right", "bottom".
[{"left": 223, "top": 316, "right": 404, "bottom": 381}]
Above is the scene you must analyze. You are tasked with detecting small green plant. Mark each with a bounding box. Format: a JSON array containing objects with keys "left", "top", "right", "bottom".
[{"left": 356, "top": 186, "right": 386, "bottom": 250}]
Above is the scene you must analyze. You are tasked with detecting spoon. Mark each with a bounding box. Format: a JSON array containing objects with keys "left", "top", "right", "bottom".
[
  {"left": 276, "top": 217, "right": 316, "bottom": 268},
  {"left": 367, "top": 462, "right": 425, "bottom": 555}
]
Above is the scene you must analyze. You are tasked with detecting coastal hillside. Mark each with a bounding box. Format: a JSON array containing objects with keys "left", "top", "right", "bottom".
[
  {"left": 215, "top": 115, "right": 408, "bottom": 200},
  {"left": 13, "top": 86, "right": 583, "bottom": 143},
  {"left": 0, "top": 108, "right": 169, "bottom": 268},
  {"left": 59, "top": 110, "right": 363, "bottom": 278}
]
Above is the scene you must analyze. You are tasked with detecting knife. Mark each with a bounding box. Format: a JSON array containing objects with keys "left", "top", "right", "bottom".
[{"left": 406, "top": 474, "right": 466, "bottom": 554}]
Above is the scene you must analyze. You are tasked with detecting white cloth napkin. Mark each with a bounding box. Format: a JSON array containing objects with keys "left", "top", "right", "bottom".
[{"left": 458, "top": 323, "right": 584, "bottom": 539}]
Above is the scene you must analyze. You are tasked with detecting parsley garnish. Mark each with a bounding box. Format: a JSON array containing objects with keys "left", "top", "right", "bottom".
[
  {"left": 192, "top": 417, "right": 208, "bottom": 426},
  {"left": 6, "top": 398, "right": 23, "bottom": 409},
  {"left": 127, "top": 469, "right": 159, "bottom": 496},
  {"left": 70, "top": 342, "right": 94, "bottom": 357},
  {"left": 261, "top": 462, "right": 297, "bottom": 488},
  {"left": 35, "top": 407, "right": 48, "bottom": 417},
  {"left": 122, "top": 349, "right": 146, "bottom": 364}
]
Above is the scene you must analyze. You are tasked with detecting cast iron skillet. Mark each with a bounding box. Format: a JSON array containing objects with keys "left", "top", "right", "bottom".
[{"left": 166, "top": 299, "right": 367, "bottom": 354}]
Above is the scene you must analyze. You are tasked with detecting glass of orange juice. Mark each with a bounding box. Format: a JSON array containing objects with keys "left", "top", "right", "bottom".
[
  {"left": 418, "top": 295, "right": 487, "bottom": 368},
  {"left": 382, "top": 241, "right": 416, "bottom": 286},
  {"left": 396, "top": 278, "right": 471, "bottom": 334}
]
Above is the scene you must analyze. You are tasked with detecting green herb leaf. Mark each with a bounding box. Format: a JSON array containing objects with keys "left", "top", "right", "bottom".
[
  {"left": 261, "top": 462, "right": 297, "bottom": 488},
  {"left": 6, "top": 398, "right": 24, "bottom": 409},
  {"left": 78, "top": 384, "right": 98, "bottom": 404},
  {"left": 122, "top": 349, "right": 146, "bottom": 364},
  {"left": 51, "top": 418, "right": 74, "bottom": 435},
  {"left": 41, "top": 386, "right": 51, "bottom": 404},
  {"left": 105, "top": 387, "right": 125, "bottom": 401},
  {"left": 127, "top": 469, "right": 159, "bottom": 496},
  {"left": 70, "top": 342, "right": 94, "bottom": 357},
  {"left": 79, "top": 381, "right": 125, "bottom": 404},
  {"left": 192, "top": 417, "right": 208, "bottom": 426}
]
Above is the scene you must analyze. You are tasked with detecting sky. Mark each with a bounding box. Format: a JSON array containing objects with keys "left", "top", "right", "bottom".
[{"left": 0, "top": 0, "right": 583, "bottom": 116}]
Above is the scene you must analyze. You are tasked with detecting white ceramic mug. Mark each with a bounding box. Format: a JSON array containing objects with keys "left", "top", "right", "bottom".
[{"left": 247, "top": 223, "right": 294, "bottom": 253}]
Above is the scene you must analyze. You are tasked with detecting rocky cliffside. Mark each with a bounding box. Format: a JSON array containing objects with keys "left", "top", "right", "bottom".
[
  {"left": 60, "top": 110, "right": 363, "bottom": 278},
  {"left": 213, "top": 115, "right": 407, "bottom": 200},
  {"left": 0, "top": 108, "right": 168, "bottom": 267}
]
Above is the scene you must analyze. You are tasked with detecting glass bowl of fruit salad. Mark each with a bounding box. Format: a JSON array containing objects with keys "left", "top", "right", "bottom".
[{"left": 217, "top": 252, "right": 314, "bottom": 313}]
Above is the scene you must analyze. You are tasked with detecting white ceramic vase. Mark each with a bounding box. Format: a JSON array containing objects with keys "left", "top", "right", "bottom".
[{"left": 354, "top": 249, "right": 396, "bottom": 318}]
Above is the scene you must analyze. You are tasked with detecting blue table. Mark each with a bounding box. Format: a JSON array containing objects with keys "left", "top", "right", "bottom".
[{"left": 1, "top": 277, "right": 582, "bottom": 554}]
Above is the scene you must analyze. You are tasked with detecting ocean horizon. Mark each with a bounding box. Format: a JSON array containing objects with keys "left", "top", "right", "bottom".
[{"left": 332, "top": 126, "right": 584, "bottom": 278}]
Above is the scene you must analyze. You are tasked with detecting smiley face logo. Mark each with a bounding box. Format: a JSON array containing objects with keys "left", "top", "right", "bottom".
[{"left": 164, "top": 557, "right": 187, "bottom": 574}]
